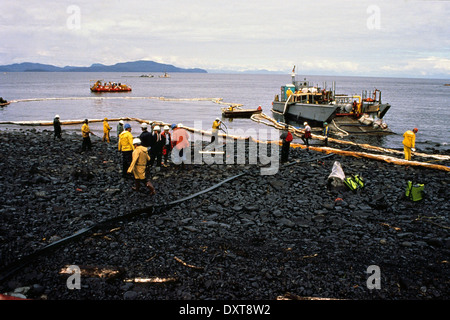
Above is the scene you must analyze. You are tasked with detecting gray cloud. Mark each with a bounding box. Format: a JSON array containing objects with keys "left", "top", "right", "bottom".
[{"left": 1, "top": 0, "right": 449, "bottom": 77}]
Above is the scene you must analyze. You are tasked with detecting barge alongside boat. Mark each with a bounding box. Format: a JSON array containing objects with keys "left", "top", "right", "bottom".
[{"left": 271, "top": 67, "right": 391, "bottom": 134}]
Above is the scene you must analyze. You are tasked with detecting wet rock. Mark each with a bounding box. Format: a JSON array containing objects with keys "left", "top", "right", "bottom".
[
  {"left": 426, "top": 238, "right": 443, "bottom": 248},
  {"left": 322, "top": 202, "right": 335, "bottom": 210},
  {"left": 0, "top": 129, "right": 449, "bottom": 301},
  {"left": 401, "top": 241, "right": 413, "bottom": 247},
  {"left": 123, "top": 290, "right": 138, "bottom": 300},
  {"left": 183, "top": 226, "right": 199, "bottom": 232},
  {"left": 278, "top": 218, "right": 295, "bottom": 228},
  {"left": 245, "top": 205, "right": 259, "bottom": 212},
  {"left": 31, "top": 284, "right": 44, "bottom": 294}
]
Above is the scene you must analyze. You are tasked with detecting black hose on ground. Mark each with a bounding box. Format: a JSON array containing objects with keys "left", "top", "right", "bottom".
[
  {"left": 0, "top": 148, "right": 338, "bottom": 283},
  {"left": 0, "top": 172, "right": 247, "bottom": 283}
]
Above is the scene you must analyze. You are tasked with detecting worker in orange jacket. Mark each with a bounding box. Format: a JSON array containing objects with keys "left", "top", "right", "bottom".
[{"left": 402, "top": 128, "right": 418, "bottom": 161}]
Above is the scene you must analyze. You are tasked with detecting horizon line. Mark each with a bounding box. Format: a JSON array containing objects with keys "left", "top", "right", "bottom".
[{"left": 1, "top": 60, "right": 449, "bottom": 80}]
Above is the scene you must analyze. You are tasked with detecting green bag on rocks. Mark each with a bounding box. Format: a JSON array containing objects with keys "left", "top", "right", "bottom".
[
  {"left": 405, "top": 181, "right": 424, "bottom": 201},
  {"left": 344, "top": 174, "right": 364, "bottom": 191}
]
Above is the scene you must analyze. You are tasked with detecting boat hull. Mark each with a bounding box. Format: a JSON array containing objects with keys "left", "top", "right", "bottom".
[
  {"left": 222, "top": 109, "right": 262, "bottom": 118},
  {"left": 272, "top": 101, "right": 339, "bottom": 124},
  {"left": 331, "top": 115, "right": 393, "bottom": 135},
  {"left": 378, "top": 103, "right": 390, "bottom": 118},
  {"left": 90, "top": 88, "right": 131, "bottom": 92}
]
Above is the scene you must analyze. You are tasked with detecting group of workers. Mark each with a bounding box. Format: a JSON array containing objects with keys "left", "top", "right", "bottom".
[
  {"left": 279, "top": 119, "right": 419, "bottom": 163},
  {"left": 53, "top": 115, "right": 192, "bottom": 195},
  {"left": 115, "top": 120, "right": 190, "bottom": 194},
  {"left": 53, "top": 113, "right": 420, "bottom": 195},
  {"left": 280, "top": 121, "right": 318, "bottom": 163}
]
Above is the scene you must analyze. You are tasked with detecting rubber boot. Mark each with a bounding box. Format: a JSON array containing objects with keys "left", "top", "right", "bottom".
[
  {"left": 132, "top": 179, "right": 140, "bottom": 192},
  {"left": 146, "top": 181, "right": 156, "bottom": 195}
]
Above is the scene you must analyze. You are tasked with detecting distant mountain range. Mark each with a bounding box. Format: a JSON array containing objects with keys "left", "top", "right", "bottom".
[{"left": 0, "top": 60, "right": 207, "bottom": 73}]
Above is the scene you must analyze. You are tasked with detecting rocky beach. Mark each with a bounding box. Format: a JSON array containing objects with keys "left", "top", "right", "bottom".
[{"left": 0, "top": 127, "right": 449, "bottom": 301}]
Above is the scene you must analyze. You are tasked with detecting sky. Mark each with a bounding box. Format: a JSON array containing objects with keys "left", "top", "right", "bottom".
[{"left": 1, "top": 0, "right": 449, "bottom": 78}]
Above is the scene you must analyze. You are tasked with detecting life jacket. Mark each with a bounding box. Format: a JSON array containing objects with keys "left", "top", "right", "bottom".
[
  {"left": 162, "top": 131, "right": 171, "bottom": 144},
  {"left": 405, "top": 181, "right": 424, "bottom": 201},
  {"left": 344, "top": 174, "right": 364, "bottom": 191},
  {"left": 304, "top": 127, "right": 312, "bottom": 139},
  {"left": 285, "top": 132, "right": 293, "bottom": 142}
]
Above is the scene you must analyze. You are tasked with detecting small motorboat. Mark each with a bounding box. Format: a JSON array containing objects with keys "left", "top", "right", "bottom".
[
  {"left": 90, "top": 80, "right": 132, "bottom": 92},
  {"left": 221, "top": 105, "right": 262, "bottom": 118},
  {"left": 0, "top": 97, "right": 10, "bottom": 107}
]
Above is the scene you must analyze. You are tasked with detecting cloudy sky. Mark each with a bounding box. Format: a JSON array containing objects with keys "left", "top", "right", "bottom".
[{"left": 1, "top": 0, "right": 449, "bottom": 78}]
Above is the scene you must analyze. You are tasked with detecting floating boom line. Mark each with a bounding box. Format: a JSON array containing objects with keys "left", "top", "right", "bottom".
[
  {"left": 250, "top": 111, "right": 450, "bottom": 162},
  {"left": 8, "top": 96, "right": 225, "bottom": 104},
  {"left": 1, "top": 112, "right": 449, "bottom": 171}
]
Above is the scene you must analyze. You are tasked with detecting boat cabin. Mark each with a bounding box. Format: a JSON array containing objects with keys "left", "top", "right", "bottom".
[{"left": 276, "top": 82, "right": 334, "bottom": 105}]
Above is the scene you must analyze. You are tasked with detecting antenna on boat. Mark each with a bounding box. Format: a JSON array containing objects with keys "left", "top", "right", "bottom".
[{"left": 291, "top": 65, "right": 296, "bottom": 84}]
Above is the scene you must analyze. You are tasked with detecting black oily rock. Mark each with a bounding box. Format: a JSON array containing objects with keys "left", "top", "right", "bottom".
[{"left": 0, "top": 128, "right": 449, "bottom": 301}]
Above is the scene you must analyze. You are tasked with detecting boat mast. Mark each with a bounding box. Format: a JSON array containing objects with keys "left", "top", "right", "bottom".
[
  {"left": 332, "top": 81, "right": 336, "bottom": 100},
  {"left": 291, "top": 65, "right": 296, "bottom": 85}
]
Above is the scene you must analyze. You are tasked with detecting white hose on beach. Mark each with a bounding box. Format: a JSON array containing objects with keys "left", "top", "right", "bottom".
[{"left": 331, "top": 119, "right": 349, "bottom": 136}]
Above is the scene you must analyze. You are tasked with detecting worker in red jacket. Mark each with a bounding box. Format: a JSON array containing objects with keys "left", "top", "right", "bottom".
[
  {"left": 171, "top": 123, "right": 190, "bottom": 169},
  {"left": 280, "top": 124, "right": 293, "bottom": 163},
  {"left": 302, "top": 122, "right": 312, "bottom": 151}
]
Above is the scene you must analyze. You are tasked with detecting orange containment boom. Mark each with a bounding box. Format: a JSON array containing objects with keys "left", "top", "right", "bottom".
[
  {"left": 287, "top": 143, "right": 450, "bottom": 172},
  {"left": 1, "top": 117, "right": 449, "bottom": 172}
]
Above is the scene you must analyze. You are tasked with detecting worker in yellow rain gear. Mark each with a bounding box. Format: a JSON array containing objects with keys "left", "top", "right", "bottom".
[
  {"left": 81, "top": 119, "right": 92, "bottom": 152},
  {"left": 102, "top": 118, "right": 112, "bottom": 143},
  {"left": 127, "top": 138, "right": 155, "bottom": 195},
  {"left": 118, "top": 123, "right": 134, "bottom": 178},
  {"left": 211, "top": 117, "right": 221, "bottom": 144},
  {"left": 402, "top": 128, "right": 418, "bottom": 161},
  {"left": 286, "top": 88, "right": 293, "bottom": 100}
]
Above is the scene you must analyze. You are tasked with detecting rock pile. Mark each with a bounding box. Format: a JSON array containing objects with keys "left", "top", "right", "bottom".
[{"left": 0, "top": 128, "right": 449, "bottom": 300}]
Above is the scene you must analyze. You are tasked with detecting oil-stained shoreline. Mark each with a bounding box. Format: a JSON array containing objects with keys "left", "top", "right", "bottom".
[{"left": 0, "top": 128, "right": 449, "bottom": 300}]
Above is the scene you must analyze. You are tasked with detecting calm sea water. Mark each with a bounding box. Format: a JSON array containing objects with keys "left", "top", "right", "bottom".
[{"left": 0, "top": 72, "right": 449, "bottom": 151}]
